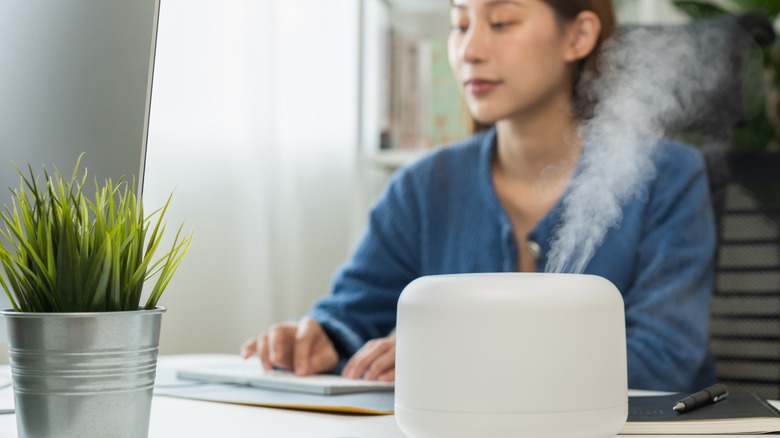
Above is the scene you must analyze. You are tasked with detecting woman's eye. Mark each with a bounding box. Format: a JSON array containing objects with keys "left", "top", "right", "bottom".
[
  {"left": 490, "top": 21, "right": 513, "bottom": 30},
  {"left": 451, "top": 23, "right": 468, "bottom": 33}
]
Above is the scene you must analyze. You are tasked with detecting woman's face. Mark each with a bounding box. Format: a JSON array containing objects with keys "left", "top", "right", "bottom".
[{"left": 448, "top": 0, "right": 576, "bottom": 124}]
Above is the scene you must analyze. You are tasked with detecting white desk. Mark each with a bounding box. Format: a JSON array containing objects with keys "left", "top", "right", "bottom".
[{"left": 0, "top": 355, "right": 776, "bottom": 438}]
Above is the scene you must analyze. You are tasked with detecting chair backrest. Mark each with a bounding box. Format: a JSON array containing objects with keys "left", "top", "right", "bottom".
[
  {"left": 709, "top": 151, "right": 780, "bottom": 400},
  {"left": 636, "top": 12, "right": 780, "bottom": 398},
  {"left": 696, "top": 13, "right": 779, "bottom": 399}
]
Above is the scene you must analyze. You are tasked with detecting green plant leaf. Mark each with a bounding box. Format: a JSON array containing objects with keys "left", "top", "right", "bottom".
[
  {"left": 736, "top": 0, "right": 780, "bottom": 19},
  {"left": 672, "top": 0, "right": 730, "bottom": 19},
  {"left": 0, "top": 256, "right": 20, "bottom": 311},
  {"left": 145, "top": 225, "right": 192, "bottom": 309}
]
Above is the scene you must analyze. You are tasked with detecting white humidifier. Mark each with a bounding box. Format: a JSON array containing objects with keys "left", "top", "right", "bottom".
[{"left": 394, "top": 273, "right": 628, "bottom": 438}]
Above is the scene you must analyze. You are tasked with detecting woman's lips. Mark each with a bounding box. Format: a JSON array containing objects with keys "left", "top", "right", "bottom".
[{"left": 465, "top": 79, "right": 501, "bottom": 96}]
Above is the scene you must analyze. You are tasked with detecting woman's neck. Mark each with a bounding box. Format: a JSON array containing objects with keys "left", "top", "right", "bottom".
[{"left": 494, "top": 96, "right": 582, "bottom": 186}]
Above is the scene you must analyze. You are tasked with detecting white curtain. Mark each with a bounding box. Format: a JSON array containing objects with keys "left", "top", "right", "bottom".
[{"left": 144, "top": 0, "right": 362, "bottom": 354}]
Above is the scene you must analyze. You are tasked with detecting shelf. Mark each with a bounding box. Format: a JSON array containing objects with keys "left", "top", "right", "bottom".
[
  {"left": 366, "top": 149, "right": 427, "bottom": 170},
  {"left": 387, "top": 0, "right": 445, "bottom": 14}
]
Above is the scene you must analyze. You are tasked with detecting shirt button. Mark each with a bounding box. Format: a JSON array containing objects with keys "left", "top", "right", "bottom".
[{"left": 526, "top": 240, "right": 542, "bottom": 259}]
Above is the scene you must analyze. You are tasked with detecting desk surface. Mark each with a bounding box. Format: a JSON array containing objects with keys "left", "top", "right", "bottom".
[{"left": 0, "top": 354, "right": 775, "bottom": 438}]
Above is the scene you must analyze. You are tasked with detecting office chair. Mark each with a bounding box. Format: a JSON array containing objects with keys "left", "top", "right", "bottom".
[
  {"left": 709, "top": 150, "right": 780, "bottom": 400},
  {"left": 666, "top": 13, "right": 780, "bottom": 399},
  {"left": 622, "top": 11, "right": 778, "bottom": 398}
]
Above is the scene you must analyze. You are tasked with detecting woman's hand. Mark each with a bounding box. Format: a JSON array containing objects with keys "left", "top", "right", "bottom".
[
  {"left": 240, "top": 317, "right": 338, "bottom": 376},
  {"left": 342, "top": 336, "right": 396, "bottom": 382}
]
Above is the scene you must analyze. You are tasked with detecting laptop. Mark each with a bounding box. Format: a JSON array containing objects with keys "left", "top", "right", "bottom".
[{"left": 176, "top": 362, "right": 395, "bottom": 396}]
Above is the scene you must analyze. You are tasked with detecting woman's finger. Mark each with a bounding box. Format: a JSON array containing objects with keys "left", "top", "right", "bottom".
[
  {"left": 377, "top": 369, "right": 395, "bottom": 382},
  {"left": 364, "top": 344, "right": 396, "bottom": 381},
  {"left": 343, "top": 337, "right": 394, "bottom": 380},
  {"left": 257, "top": 333, "right": 273, "bottom": 370},
  {"left": 240, "top": 337, "right": 257, "bottom": 359},
  {"left": 267, "top": 324, "right": 295, "bottom": 370},
  {"left": 294, "top": 317, "right": 335, "bottom": 375}
]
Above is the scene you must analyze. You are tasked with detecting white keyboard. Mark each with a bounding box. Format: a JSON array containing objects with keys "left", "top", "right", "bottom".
[{"left": 176, "top": 364, "right": 394, "bottom": 395}]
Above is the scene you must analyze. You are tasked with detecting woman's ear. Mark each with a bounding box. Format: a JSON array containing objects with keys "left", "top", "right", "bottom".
[{"left": 563, "top": 11, "right": 602, "bottom": 62}]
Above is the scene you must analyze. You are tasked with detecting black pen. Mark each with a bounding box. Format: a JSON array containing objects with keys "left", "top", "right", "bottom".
[{"left": 672, "top": 383, "right": 729, "bottom": 413}]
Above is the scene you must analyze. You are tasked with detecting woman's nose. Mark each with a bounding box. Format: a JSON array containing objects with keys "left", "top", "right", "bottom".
[{"left": 460, "top": 25, "right": 488, "bottom": 64}]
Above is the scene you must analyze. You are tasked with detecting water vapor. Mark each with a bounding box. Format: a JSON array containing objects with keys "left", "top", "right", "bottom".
[{"left": 545, "top": 17, "right": 752, "bottom": 274}]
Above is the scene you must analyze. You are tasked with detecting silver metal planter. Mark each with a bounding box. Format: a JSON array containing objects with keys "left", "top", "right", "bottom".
[{"left": 1, "top": 307, "right": 165, "bottom": 438}]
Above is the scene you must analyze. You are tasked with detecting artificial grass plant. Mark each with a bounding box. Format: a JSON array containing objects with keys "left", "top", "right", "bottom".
[{"left": 0, "top": 156, "right": 192, "bottom": 312}]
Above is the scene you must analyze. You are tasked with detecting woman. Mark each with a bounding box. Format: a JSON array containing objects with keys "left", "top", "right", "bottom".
[{"left": 242, "top": 0, "right": 717, "bottom": 392}]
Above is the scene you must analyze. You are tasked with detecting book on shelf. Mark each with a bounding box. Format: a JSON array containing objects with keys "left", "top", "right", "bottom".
[
  {"left": 388, "top": 32, "right": 429, "bottom": 150},
  {"left": 385, "top": 32, "right": 469, "bottom": 152},
  {"left": 622, "top": 392, "right": 780, "bottom": 435}
]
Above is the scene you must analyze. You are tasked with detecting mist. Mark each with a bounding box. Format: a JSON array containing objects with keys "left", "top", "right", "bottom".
[{"left": 545, "top": 17, "right": 750, "bottom": 274}]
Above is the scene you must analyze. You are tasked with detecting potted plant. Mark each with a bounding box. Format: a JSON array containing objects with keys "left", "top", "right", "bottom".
[{"left": 0, "top": 156, "right": 192, "bottom": 438}]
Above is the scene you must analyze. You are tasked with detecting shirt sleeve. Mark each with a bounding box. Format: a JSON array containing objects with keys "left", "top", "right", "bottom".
[
  {"left": 624, "top": 147, "right": 717, "bottom": 392},
  {"left": 308, "top": 166, "right": 423, "bottom": 366}
]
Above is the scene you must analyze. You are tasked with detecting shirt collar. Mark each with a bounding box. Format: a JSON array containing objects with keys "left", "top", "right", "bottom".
[{"left": 478, "top": 126, "right": 576, "bottom": 271}]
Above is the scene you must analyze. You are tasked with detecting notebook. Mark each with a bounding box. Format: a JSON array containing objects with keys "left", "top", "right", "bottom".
[
  {"left": 176, "top": 362, "right": 394, "bottom": 396},
  {"left": 622, "top": 392, "right": 780, "bottom": 434}
]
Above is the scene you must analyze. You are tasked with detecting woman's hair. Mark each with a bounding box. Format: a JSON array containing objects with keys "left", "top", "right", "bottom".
[{"left": 470, "top": 0, "right": 616, "bottom": 133}]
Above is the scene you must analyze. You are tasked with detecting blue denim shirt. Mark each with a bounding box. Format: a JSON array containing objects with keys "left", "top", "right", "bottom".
[{"left": 311, "top": 128, "right": 717, "bottom": 392}]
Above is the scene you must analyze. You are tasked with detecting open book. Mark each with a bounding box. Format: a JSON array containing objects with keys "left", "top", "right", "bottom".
[{"left": 623, "top": 392, "right": 780, "bottom": 434}]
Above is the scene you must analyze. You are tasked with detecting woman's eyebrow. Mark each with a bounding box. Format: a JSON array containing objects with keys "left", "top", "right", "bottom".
[
  {"left": 451, "top": 0, "right": 526, "bottom": 10},
  {"left": 485, "top": 0, "right": 526, "bottom": 7}
]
